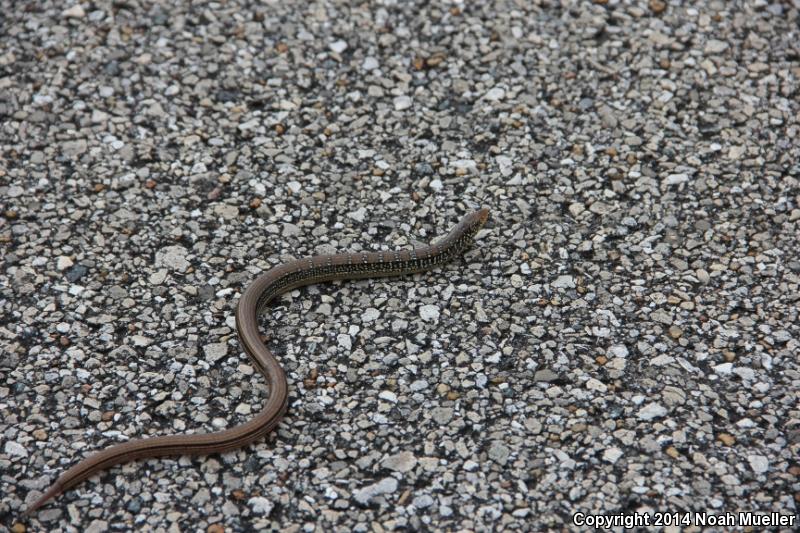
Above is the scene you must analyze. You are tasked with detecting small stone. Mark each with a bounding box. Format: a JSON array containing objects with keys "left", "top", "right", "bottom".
[
  {"left": 552, "top": 275, "right": 575, "bottom": 289},
  {"left": 585, "top": 377, "right": 607, "bottom": 392},
  {"left": 717, "top": 433, "right": 735, "bottom": 446},
  {"left": 665, "top": 446, "right": 680, "bottom": 459},
  {"left": 713, "top": 363, "right": 733, "bottom": 376},
  {"left": 156, "top": 245, "right": 190, "bottom": 272},
  {"left": 484, "top": 87, "right": 505, "bottom": 101},
  {"left": 63, "top": 4, "right": 85, "bottom": 18},
  {"left": 419, "top": 304, "right": 440, "bottom": 322},
  {"left": 329, "top": 40, "right": 348, "bottom": 54},
  {"left": 608, "top": 345, "right": 628, "bottom": 358},
  {"left": 85, "top": 520, "right": 108, "bottom": 533},
  {"left": 248, "top": 496, "right": 274, "bottom": 514},
  {"left": 337, "top": 334, "right": 352, "bottom": 350},
  {"left": 412, "top": 494, "right": 434, "bottom": 509},
  {"left": 353, "top": 477, "right": 398, "bottom": 504},
  {"left": 705, "top": 39, "right": 729, "bottom": 54},
  {"left": 362, "top": 57, "right": 379, "bottom": 70},
  {"left": 649, "top": 0, "right": 666, "bottom": 13},
  {"left": 204, "top": 342, "right": 228, "bottom": 364},
  {"left": 664, "top": 173, "right": 689, "bottom": 185},
  {"left": 568, "top": 203, "right": 585, "bottom": 217},
  {"left": 381, "top": 451, "right": 417, "bottom": 473},
  {"left": 65, "top": 264, "right": 88, "bottom": 282},
  {"left": 488, "top": 441, "right": 510, "bottom": 465},
  {"left": 650, "top": 309, "right": 672, "bottom": 325},
  {"left": 57, "top": 256, "right": 74, "bottom": 270},
  {"left": 668, "top": 326, "right": 682, "bottom": 339},
  {"left": 4, "top": 440, "right": 27, "bottom": 457},
  {"left": 393, "top": 95, "right": 413, "bottom": 111},
  {"left": 534, "top": 369, "right": 559, "bottom": 382},
  {"left": 431, "top": 407, "right": 453, "bottom": 424},
  {"left": 362, "top": 308, "right": 380, "bottom": 322},
  {"left": 637, "top": 402, "right": 667, "bottom": 420},
  {"left": 747, "top": 455, "right": 769, "bottom": 474},
  {"left": 348, "top": 207, "right": 367, "bottom": 222},
  {"left": 727, "top": 145, "right": 746, "bottom": 159},
  {"left": 603, "top": 447, "right": 623, "bottom": 464},
  {"left": 62, "top": 139, "right": 88, "bottom": 157},
  {"left": 378, "top": 390, "right": 397, "bottom": 403}
]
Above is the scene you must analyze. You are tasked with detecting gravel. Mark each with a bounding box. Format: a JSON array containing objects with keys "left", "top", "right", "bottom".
[{"left": 2, "top": 0, "right": 800, "bottom": 531}]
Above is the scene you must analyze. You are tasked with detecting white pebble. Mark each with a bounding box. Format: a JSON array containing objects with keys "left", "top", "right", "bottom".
[
  {"left": 419, "top": 304, "right": 440, "bottom": 322},
  {"left": 393, "top": 95, "right": 413, "bottom": 111},
  {"left": 637, "top": 402, "right": 667, "bottom": 420},
  {"left": 329, "top": 40, "right": 348, "bottom": 53}
]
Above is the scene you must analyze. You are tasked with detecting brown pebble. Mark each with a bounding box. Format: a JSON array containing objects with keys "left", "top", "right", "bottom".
[
  {"left": 717, "top": 433, "right": 735, "bottom": 446},
  {"left": 397, "top": 489, "right": 411, "bottom": 505},
  {"left": 649, "top": 0, "right": 667, "bottom": 14},
  {"left": 102, "top": 411, "right": 115, "bottom": 422},
  {"left": 723, "top": 351, "right": 736, "bottom": 362},
  {"left": 668, "top": 326, "right": 682, "bottom": 339},
  {"left": 231, "top": 489, "right": 247, "bottom": 501},
  {"left": 426, "top": 54, "right": 445, "bottom": 67},
  {"left": 11, "top": 522, "right": 26, "bottom": 533},
  {"left": 207, "top": 524, "right": 225, "bottom": 533},
  {"left": 605, "top": 146, "right": 618, "bottom": 157},
  {"left": 144, "top": 178, "right": 157, "bottom": 189},
  {"left": 93, "top": 183, "right": 106, "bottom": 193},
  {"left": 274, "top": 124, "right": 285, "bottom": 135},
  {"left": 4, "top": 209, "right": 18, "bottom": 219},
  {"left": 32, "top": 429, "right": 48, "bottom": 441},
  {"left": 303, "top": 368, "right": 318, "bottom": 389},
  {"left": 596, "top": 355, "right": 608, "bottom": 365},
  {"left": 275, "top": 42, "right": 288, "bottom": 54},
  {"left": 665, "top": 446, "right": 680, "bottom": 459},
  {"left": 249, "top": 197, "right": 262, "bottom": 209},
  {"left": 447, "top": 391, "right": 460, "bottom": 400}
]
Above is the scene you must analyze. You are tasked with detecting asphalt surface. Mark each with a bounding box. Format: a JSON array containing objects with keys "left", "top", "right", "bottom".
[{"left": 1, "top": 1, "right": 799, "bottom": 531}]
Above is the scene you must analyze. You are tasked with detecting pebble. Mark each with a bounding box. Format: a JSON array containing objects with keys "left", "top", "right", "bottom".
[
  {"left": 381, "top": 451, "right": 417, "bottom": 473},
  {"left": 56, "top": 256, "right": 74, "bottom": 270},
  {"left": 602, "top": 447, "right": 623, "bottom": 464},
  {"left": 747, "top": 455, "right": 769, "bottom": 474},
  {"left": 551, "top": 275, "right": 575, "bottom": 289},
  {"left": 637, "top": 403, "right": 667, "bottom": 420},
  {"left": 353, "top": 478, "right": 398, "bottom": 505},
  {"left": 484, "top": 87, "right": 505, "bottom": 101},
  {"left": 248, "top": 497, "right": 274, "bottom": 514},
  {"left": 362, "top": 307, "right": 380, "bottom": 322},
  {"left": 418, "top": 304, "right": 440, "bottom": 322},
  {"left": 203, "top": 342, "right": 228, "bottom": 364},
  {"left": 155, "top": 246, "right": 190, "bottom": 272},
  {"left": 393, "top": 95, "right": 413, "bottom": 111},
  {"left": 329, "top": 40, "right": 348, "bottom": 53},
  {"left": 488, "top": 441, "right": 510, "bottom": 465},
  {"left": 4, "top": 441, "right": 27, "bottom": 457},
  {"left": 62, "top": 4, "right": 85, "bottom": 18}
]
